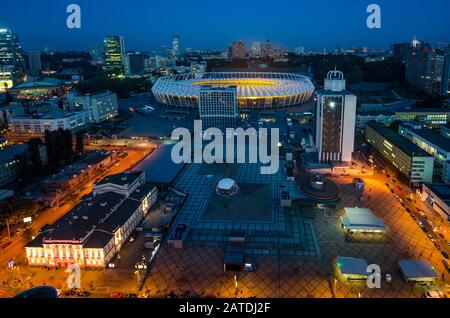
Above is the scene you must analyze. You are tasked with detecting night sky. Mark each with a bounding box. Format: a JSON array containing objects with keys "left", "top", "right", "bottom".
[{"left": 1, "top": 0, "right": 449, "bottom": 52}]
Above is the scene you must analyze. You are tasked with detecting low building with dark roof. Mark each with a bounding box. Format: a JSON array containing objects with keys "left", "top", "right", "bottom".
[
  {"left": 366, "top": 121, "right": 434, "bottom": 185},
  {"left": 25, "top": 175, "right": 158, "bottom": 269},
  {"left": 93, "top": 171, "right": 145, "bottom": 197},
  {"left": 420, "top": 184, "right": 450, "bottom": 222},
  {"left": 399, "top": 124, "right": 450, "bottom": 183}
]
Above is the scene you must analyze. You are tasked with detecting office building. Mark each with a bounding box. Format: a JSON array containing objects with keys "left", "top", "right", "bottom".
[
  {"left": 0, "top": 144, "right": 48, "bottom": 187},
  {"left": 89, "top": 43, "right": 103, "bottom": 62},
  {"left": 229, "top": 41, "right": 246, "bottom": 59},
  {"left": 366, "top": 121, "right": 434, "bottom": 185},
  {"left": 103, "top": 35, "right": 126, "bottom": 78},
  {"left": 24, "top": 51, "right": 42, "bottom": 77},
  {"left": 391, "top": 42, "right": 410, "bottom": 61},
  {"left": 356, "top": 111, "right": 396, "bottom": 130},
  {"left": 262, "top": 40, "right": 273, "bottom": 59},
  {"left": 25, "top": 171, "right": 158, "bottom": 269},
  {"left": 0, "top": 28, "right": 25, "bottom": 88},
  {"left": 399, "top": 124, "right": 450, "bottom": 183},
  {"left": 199, "top": 85, "right": 238, "bottom": 127},
  {"left": 9, "top": 106, "right": 90, "bottom": 136},
  {"left": 172, "top": 34, "right": 180, "bottom": 58},
  {"left": 251, "top": 42, "right": 262, "bottom": 58},
  {"left": 126, "top": 52, "right": 145, "bottom": 75},
  {"left": 191, "top": 62, "right": 207, "bottom": 75},
  {"left": 295, "top": 47, "right": 305, "bottom": 56},
  {"left": 395, "top": 108, "right": 450, "bottom": 128},
  {"left": 315, "top": 69, "right": 357, "bottom": 163},
  {"left": 67, "top": 90, "right": 119, "bottom": 123},
  {"left": 419, "top": 184, "right": 450, "bottom": 221},
  {"left": 405, "top": 42, "right": 448, "bottom": 97}
]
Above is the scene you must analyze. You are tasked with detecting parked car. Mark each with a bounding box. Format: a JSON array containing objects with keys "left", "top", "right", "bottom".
[
  {"left": 443, "top": 260, "right": 450, "bottom": 273},
  {"left": 424, "top": 290, "right": 445, "bottom": 298}
]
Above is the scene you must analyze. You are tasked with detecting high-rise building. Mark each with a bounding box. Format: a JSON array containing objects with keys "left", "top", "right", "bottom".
[
  {"left": 126, "top": 52, "right": 146, "bottom": 75},
  {"left": 229, "top": 41, "right": 246, "bottom": 59},
  {"left": 103, "top": 35, "right": 126, "bottom": 78},
  {"left": 315, "top": 69, "right": 357, "bottom": 163},
  {"left": 405, "top": 40, "right": 448, "bottom": 97},
  {"left": 295, "top": 47, "right": 305, "bottom": 56},
  {"left": 89, "top": 43, "right": 103, "bottom": 62},
  {"left": 391, "top": 42, "right": 410, "bottom": 61},
  {"left": 251, "top": 42, "right": 262, "bottom": 58},
  {"left": 172, "top": 34, "right": 180, "bottom": 58},
  {"left": 25, "top": 51, "right": 42, "bottom": 77},
  {"left": 0, "top": 28, "right": 25, "bottom": 88},
  {"left": 199, "top": 86, "right": 238, "bottom": 128},
  {"left": 262, "top": 40, "right": 273, "bottom": 59}
]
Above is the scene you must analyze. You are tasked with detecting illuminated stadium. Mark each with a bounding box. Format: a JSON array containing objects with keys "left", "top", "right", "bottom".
[{"left": 152, "top": 72, "right": 315, "bottom": 109}]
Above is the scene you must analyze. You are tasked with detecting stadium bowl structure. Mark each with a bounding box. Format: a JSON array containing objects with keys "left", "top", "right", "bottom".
[{"left": 152, "top": 72, "right": 315, "bottom": 109}]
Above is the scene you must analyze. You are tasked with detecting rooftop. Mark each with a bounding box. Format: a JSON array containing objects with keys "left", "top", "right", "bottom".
[
  {"left": 425, "top": 184, "right": 450, "bottom": 206},
  {"left": 396, "top": 108, "right": 450, "bottom": 114},
  {"left": 0, "top": 144, "right": 28, "bottom": 164},
  {"left": 399, "top": 260, "right": 438, "bottom": 280},
  {"left": 340, "top": 207, "right": 386, "bottom": 232},
  {"left": 132, "top": 145, "right": 185, "bottom": 185},
  {"left": 367, "top": 121, "right": 430, "bottom": 157},
  {"left": 337, "top": 257, "right": 369, "bottom": 277},
  {"left": 12, "top": 77, "right": 64, "bottom": 90},
  {"left": 406, "top": 127, "right": 450, "bottom": 153},
  {"left": 95, "top": 171, "right": 143, "bottom": 188}
]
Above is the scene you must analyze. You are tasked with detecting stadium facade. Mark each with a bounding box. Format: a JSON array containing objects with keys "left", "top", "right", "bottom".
[{"left": 152, "top": 72, "right": 315, "bottom": 109}]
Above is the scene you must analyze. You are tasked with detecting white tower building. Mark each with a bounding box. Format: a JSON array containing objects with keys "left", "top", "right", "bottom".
[{"left": 315, "top": 69, "right": 357, "bottom": 163}]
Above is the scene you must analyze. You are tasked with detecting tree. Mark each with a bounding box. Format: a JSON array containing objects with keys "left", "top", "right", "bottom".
[
  {"left": 28, "top": 138, "right": 44, "bottom": 172},
  {"left": 75, "top": 131, "right": 84, "bottom": 154},
  {"left": 61, "top": 128, "right": 74, "bottom": 160}
]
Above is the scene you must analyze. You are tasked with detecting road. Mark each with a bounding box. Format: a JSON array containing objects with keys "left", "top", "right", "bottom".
[
  {"left": 364, "top": 148, "right": 450, "bottom": 263},
  {"left": 0, "top": 145, "right": 155, "bottom": 274}
]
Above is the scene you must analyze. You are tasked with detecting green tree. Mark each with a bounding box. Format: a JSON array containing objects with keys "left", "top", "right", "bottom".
[
  {"left": 28, "top": 137, "right": 44, "bottom": 173},
  {"left": 75, "top": 131, "right": 84, "bottom": 154}
]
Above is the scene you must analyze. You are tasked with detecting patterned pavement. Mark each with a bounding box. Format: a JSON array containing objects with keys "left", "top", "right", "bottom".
[{"left": 144, "top": 173, "right": 449, "bottom": 298}]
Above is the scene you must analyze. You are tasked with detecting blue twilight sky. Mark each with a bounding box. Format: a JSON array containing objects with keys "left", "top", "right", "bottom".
[{"left": 0, "top": 0, "right": 449, "bottom": 52}]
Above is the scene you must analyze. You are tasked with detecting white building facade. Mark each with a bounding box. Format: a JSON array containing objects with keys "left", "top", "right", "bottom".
[{"left": 315, "top": 70, "right": 357, "bottom": 163}]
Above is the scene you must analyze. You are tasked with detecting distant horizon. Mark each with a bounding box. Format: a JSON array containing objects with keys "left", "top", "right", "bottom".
[{"left": 0, "top": 0, "right": 449, "bottom": 52}]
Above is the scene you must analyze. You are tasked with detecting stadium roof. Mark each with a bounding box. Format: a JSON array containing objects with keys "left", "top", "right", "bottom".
[
  {"left": 367, "top": 121, "right": 430, "bottom": 157},
  {"left": 132, "top": 145, "right": 185, "bottom": 185}
]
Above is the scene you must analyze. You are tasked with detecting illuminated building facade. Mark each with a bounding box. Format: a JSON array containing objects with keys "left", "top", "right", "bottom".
[
  {"left": 0, "top": 28, "right": 25, "bottom": 89},
  {"left": 315, "top": 69, "right": 356, "bottom": 163},
  {"left": 399, "top": 124, "right": 450, "bottom": 183},
  {"left": 229, "top": 41, "right": 246, "bottom": 59},
  {"left": 152, "top": 72, "right": 314, "bottom": 109},
  {"left": 395, "top": 109, "right": 450, "bottom": 128},
  {"left": 25, "top": 172, "right": 158, "bottom": 269},
  {"left": 199, "top": 85, "right": 238, "bottom": 127},
  {"left": 366, "top": 121, "right": 434, "bottom": 185},
  {"left": 103, "top": 35, "right": 126, "bottom": 78},
  {"left": 172, "top": 34, "right": 180, "bottom": 58},
  {"left": 405, "top": 42, "right": 448, "bottom": 97},
  {"left": 67, "top": 90, "right": 119, "bottom": 123}
]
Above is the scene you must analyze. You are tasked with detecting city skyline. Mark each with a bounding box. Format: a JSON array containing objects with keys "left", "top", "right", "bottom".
[{"left": 0, "top": 0, "right": 449, "bottom": 52}]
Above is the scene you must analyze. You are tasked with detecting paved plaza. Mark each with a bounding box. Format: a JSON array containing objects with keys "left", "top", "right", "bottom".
[
  {"left": 169, "top": 162, "right": 320, "bottom": 258},
  {"left": 145, "top": 171, "right": 450, "bottom": 298}
]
